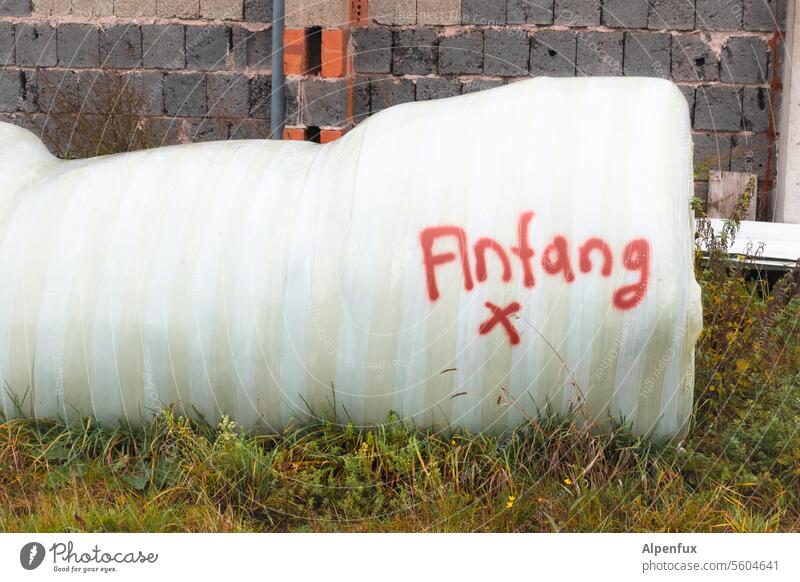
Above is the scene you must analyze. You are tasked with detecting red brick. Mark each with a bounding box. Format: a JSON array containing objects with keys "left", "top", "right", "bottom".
[
  {"left": 322, "top": 29, "right": 349, "bottom": 78},
  {"left": 320, "top": 128, "right": 347, "bottom": 143},
  {"left": 350, "top": 0, "right": 369, "bottom": 26},
  {"left": 284, "top": 28, "right": 308, "bottom": 76},
  {"left": 283, "top": 127, "right": 307, "bottom": 141}
]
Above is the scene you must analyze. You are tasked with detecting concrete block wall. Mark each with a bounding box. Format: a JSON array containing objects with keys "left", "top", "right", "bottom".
[
  {"left": 0, "top": 0, "right": 788, "bottom": 208},
  {"left": 283, "top": 0, "right": 787, "bottom": 208},
  {"left": 0, "top": 0, "right": 274, "bottom": 147}
]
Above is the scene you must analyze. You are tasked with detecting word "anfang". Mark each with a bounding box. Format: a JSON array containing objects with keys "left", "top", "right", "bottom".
[{"left": 419, "top": 212, "right": 651, "bottom": 346}]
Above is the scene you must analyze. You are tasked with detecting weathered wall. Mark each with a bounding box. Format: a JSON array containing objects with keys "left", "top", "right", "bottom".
[
  {"left": 0, "top": 0, "right": 274, "bottom": 144},
  {"left": 0, "top": 1, "right": 789, "bottom": 207},
  {"left": 282, "top": 0, "right": 787, "bottom": 208}
]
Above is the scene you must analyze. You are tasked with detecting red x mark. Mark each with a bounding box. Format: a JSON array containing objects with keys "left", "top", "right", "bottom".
[{"left": 479, "top": 301, "right": 522, "bottom": 346}]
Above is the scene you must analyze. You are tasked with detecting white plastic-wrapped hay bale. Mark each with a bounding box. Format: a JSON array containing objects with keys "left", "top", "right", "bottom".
[{"left": 0, "top": 77, "right": 702, "bottom": 440}]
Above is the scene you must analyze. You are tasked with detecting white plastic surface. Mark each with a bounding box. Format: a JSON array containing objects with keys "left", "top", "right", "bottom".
[{"left": 0, "top": 77, "right": 702, "bottom": 440}]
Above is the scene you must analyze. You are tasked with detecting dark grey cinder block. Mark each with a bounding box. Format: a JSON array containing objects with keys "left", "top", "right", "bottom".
[
  {"left": 301, "top": 78, "right": 349, "bottom": 125},
  {"left": 694, "top": 85, "right": 742, "bottom": 131},
  {"left": 16, "top": 24, "right": 57, "bottom": 67},
  {"left": 693, "top": 132, "right": 732, "bottom": 177},
  {"left": 208, "top": 73, "right": 249, "bottom": 117},
  {"left": 229, "top": 119, "right": 270, "bottom": 140},
  {"left": 129, "top": 71, "right": 164, "bottom": 115},
  {"left": 248, "top": 74, "right": 271, "bottom": 118},
  {"left": 57, "top": 24, "right": 100, "bottom": 68},
  {"left": 696, "top": 0, "right": 743, "bottom": 31},
  {"left": 143, "top": 25, "right": 185, "bottom": 69},
  {"left": 603, "top": 0, "right": 648, "bottom": 28},
  {"left": 649, "top": 0, "right": 695, "bottom": 30},
  {"left": 284, "top": 78, "right": 299, "bottom": 125},
  {"left": 624, "top": 32, "right": 671, "bottom": 77},
  {"left": 484, "top": 28, "right": 529, "bottom": 76},
  {"left": 36, "top": 69, "right": 80, "bottom": 113},
  {"left": 187, "top": 118, "right": 226, "bottom": 142},
  {"left": 416, "top": 76, "right": 462, "bottom": 101},
  {"left": 164, "top": 71, "right": 207, "bottom": 116},
  {"left": 353, "top": 27, "right": 392, "bottom": 74},
  {"left": 461, "top": 78, "right": 504, "bottom": 93},
  {"left": 679, "top": 84, "right": 696, "bottom": 123},
  {"left": 232, "top": 27, "right": 272, "bottom": 68},
  {"left": 507, "top": 0, "right": 553, "bottom": 24},
  {"left": 530, "top": 30, "right": 576, "bottom": 77},
  {"left": 0, "top": 22, "right": 15, "bottom": 65},
  {"left": 100, "top": 26, "right": 143, "bottom": 69},
  {"left": 150, "top": 117, "right": 184, "bottom": 147},
  {"left": 438, "top": 30, "right": 483, "bottom": 75},
  {"left": 186, "top": 26, "right": 229, "bottom": 71},
  {"left": 720, "top": 36, "right": 769, "bottom": 84},
  {"left": 576, "top": 31, "right": 623, "bottom": 76},
  {"left": 554, "top": 0, "right": 601, "bottom": 27},
  {"left": 742, "top": 86, "right": 771, "bottom": 132},
  {"left": 244, "top": 0, "right": 272, "bottom": 22},
  {"left": 352, "top": 76, "right": 370, "bottom": 122},
  {"left": 393, "top": 28, "right": 437, "bottom": 75},
  {"left": 0, "top": 70, "right": 22, "bottom": 113},
  {"left": 0, "top": 0, "right": 31, "bottom": 16},
  {"left": 462, "top": 0, "right": 506, "bottom": 25},
  {"left": 370, "top": 78, "right": 415, "bottom": 113},
  {"left": 731, "top": 133, "right": 769, "bottom": 178},
  {"left": 19, "top": 69, "right": 37, "bottom": 112},
  {"left": 743, "top": 0, "right": 787, "bottom": 31},
  {"left": 672, "top": 34, "right": 719, "bottom": 82}
]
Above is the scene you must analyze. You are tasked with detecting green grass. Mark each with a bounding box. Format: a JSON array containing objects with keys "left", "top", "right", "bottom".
[
  {"left": 0, "top": 391, "right": 797, "bottom": 532},
  {"left": 2, "top": 265, "right": 799, "bottom": 533},
  {"left": 2, "top": 206, "right": 799, "bottom": 532}
]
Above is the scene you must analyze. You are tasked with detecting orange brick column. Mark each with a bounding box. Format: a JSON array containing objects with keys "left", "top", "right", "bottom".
[
  {"left": 282, "top": 127, "right": 307, "bottom": 141},
  {"left": 283, "top": 2, "right": 368, "bottom": 143},
  {"left": 321, "top": 29, "right": 349, "bottom": 78},
  {"left": 284, "top": 28, "right": 310, "bottom": 76},
  {"left": 319, "top": 129, "right": 347, "bottom": 144}
]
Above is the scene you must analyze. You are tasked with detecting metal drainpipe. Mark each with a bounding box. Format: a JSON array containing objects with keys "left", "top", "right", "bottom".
[{"left": 271, "top": 0, "right": 286, "bottom": 139}]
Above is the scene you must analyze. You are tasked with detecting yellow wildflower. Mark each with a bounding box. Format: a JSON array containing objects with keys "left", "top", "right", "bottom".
[
  {"left": 736, "top": 359, "right": 750, "bottom": 374},
  {"left": 564, "top": 478, "right": 573, "bottom": 486},
  {"left": 451, "top": 439, "right": 457, "bottom": 446}
]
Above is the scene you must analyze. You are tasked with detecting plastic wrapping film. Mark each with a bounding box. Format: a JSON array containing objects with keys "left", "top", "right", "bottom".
[{"left": 0, "top": 77, "right": 702, "bottom": 441}]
